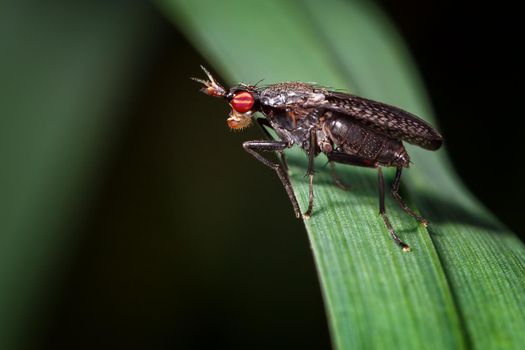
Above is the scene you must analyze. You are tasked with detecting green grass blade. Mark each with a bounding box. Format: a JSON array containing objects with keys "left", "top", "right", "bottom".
[{"left": 157, "top": 0, "right": 525, "bottom": 349}]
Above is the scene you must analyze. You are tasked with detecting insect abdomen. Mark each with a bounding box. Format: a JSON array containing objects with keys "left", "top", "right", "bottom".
[{"left": 324, "top": 114, "right": 409, "bottom": 167}]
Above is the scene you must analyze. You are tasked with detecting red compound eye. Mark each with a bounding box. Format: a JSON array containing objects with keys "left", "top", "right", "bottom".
[{"left": 231, "top": 91, "right": 254, "bottom": 113}]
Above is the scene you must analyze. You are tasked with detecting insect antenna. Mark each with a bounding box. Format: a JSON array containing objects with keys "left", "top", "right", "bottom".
[{"left": 191, "top": 65, "right": 226, "bottom": 97}]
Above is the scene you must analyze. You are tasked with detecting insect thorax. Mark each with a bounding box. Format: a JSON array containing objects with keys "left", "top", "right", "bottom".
[{"left": 259, "top": 83, "right": 326, "bottom": 109}]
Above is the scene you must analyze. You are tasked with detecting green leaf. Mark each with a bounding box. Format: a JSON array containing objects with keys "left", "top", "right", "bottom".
[
  {"left": 0, "top": 2, "right": 162, "bottom": 349},
  {"left": 157, "top": 0, "right": 525, "bottom": 349}
]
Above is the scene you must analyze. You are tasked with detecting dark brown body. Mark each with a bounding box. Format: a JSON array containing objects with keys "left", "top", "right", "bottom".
[
  {"left": 258, "top": 81, "right": 439, "bottom": 170},
  {"left": 194, "top": 67, "right": 443, "bottom": 251},
  {"left": 263, "top": 105, "right": 410, "bottom": 168}
]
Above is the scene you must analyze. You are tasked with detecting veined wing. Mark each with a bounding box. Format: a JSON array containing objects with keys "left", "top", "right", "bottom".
[{"left": 324, "top": 91, "right": 443, "bottom": 150}]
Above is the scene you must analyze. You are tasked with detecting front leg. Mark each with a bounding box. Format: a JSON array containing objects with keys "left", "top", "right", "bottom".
[
  {"left": 243, "top": 140, "right": 301, "bottom": 218},
  {"left": 256, "top": 118, "right": 288, "bottom": 171}
]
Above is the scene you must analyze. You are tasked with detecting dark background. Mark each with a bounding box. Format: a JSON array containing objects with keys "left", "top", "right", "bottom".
[
  {"left": 380, "top": 0, "right": 524, "bottom": 231},
  {"left": 2, "top": 1, "right": 522, "bottom": 349}
]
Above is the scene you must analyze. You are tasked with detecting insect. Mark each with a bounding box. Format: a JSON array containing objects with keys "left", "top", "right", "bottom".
[{"left": 193, "top": 66, "right": 443, "bottom": 251}]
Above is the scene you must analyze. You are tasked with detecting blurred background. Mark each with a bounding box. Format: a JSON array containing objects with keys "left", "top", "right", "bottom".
[{"left": 0, "top": 0, "right": 523, "bottom": 349}]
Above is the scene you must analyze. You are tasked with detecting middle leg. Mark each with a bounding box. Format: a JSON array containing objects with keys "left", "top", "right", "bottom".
[
  {"left": 328, "top": 161, "right": 350, "bottom": 191},
  {"left": 303, "top": 128, "right": 317, "bottom": 219}
]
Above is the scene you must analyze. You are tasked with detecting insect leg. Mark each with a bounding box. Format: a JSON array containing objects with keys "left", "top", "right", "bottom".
[
  {"left": 243, "top": 140, "right": 301, "bottom": 218},
  {"left": 327, "top": 151, "right": 375, "bottom": 189},
  {"left": 327, "top": 151, "right": 376, "bottom": 168},
  {"left": 255, "top": 118, "right": 274, "bottom": 139},
  {"left": 327, "top": 152, "right": 409, "bottom": 250},
  {"left": 303, "top": 129, "right": 317, "bottom": 219},
  {"left": 378, "top": 167, "right": 411, "bottom": 252},
  {"left": 256, "top": 118, "right": 288, "bottom": 171},
  {"left": 391, "top": 167, "right": 428, "bottom": 226},
  {"left": 328, "top": 161, "right": 350, "bottom": 191}
]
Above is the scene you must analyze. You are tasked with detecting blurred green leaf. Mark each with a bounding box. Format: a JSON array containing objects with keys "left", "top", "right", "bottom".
[
  {"left": 158, "top": 0, "right": 525, "bottom": 349},
  {"left": 0, "top": 1, "right": 162, "bottom": 349}
]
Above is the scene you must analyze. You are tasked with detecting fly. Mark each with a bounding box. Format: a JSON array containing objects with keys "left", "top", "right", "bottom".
[{"left": 193, "top": 66, "right": 443, "bottom": 251}]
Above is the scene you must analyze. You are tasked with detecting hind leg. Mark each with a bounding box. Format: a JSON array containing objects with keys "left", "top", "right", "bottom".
[{"left": 391, "top": 167, "right": 428, "bottom": 227}]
